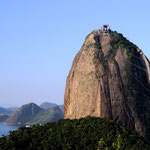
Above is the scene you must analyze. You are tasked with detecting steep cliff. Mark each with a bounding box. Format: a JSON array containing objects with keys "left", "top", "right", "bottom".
[{"left": 64, "top": 27, "right": 150, "bottom": 138}]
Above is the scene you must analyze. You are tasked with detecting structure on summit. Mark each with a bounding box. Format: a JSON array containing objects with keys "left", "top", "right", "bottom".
[
  {"left": 101, "top": 24, "right": 110, "bottom": 33},
  {"left": 64, "top": 25, "right": 150, "bottom": 139}
]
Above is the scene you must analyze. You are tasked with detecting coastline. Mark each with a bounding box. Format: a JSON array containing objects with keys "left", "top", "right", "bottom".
[{"left": 0, "top": 123, "right": 19, "bottom": 137}]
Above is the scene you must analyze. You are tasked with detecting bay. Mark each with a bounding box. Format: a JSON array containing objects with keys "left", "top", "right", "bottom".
[{"left": 0, "top": 123, "right": 18, "bottom": 137}]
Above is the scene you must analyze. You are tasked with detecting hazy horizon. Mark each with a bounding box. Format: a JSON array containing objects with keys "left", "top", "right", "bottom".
[
  {"left": 0, "top": 101, "right": 63, "bottom": 108},
  {"left": 0, "top": 0, "right": 150, "bottom": 107}
]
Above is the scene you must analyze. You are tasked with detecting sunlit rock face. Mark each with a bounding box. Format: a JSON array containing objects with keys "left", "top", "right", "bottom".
[{"left": 64, "top": 27, "right": 150, "bottom": 138}]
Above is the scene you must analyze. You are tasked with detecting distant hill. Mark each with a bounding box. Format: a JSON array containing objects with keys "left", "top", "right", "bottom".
[
  {"left": 58, "top": 105, "right": 64, "bottom": 113},
  {"left": 4, "top": 103, "right": 43, "bottom": 125},
  {"left": 7, "top": 107, "right": 18, "bottom": 112},
  {"left": 4, "top": 103, "right": 64, "bottom": 125},
  {"left": 39, "top": 102, "right": 57, "bottom": 109},
  {"left": 0, "top": 107, "right": 12, "bottom": 115},
  {"left": 39, "top": 102, "right": 64, "bottom": 113},
  {"left": 0, "top": 115, "right": 9, "bottom": 123},
  {"left": 30, "top": 106, "right": 64, "bottom": 125}
]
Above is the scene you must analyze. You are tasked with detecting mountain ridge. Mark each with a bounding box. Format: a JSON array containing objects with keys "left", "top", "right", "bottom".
[
  {"left": 40, "top": 102, "right": 57, "bottom": 109},
  {"left": 4, "top": 102, "right": 64, "bottom": 125},
  {"left": 0, "top": 107, "right": 13, "bottom": 115},
  {"left": 30, "top": 106, "right": 64, "bottom": 125},
  {"left": 39, "top": 102, "right": 64, "bottom": 113}
]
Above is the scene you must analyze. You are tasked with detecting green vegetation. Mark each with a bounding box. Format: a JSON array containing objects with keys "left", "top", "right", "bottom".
[
  {"left": 86, "top": 31, "right": 101, "bottom": 50},
  {"left": 95, "top": 74, "right": 101, "bottom": 80},
  {"left": 101, "top": 58, "right": 108, "bottom": 66},
  {"left": 39, "top": 102, "right": 57, "bottom": 109},
  {"left": 110, "top": 31, "right": 138, "bottom": 61},
  {"left": 4, "top": 103, "right": 43, "bottom": 125},
  {"left": 86, "top": 42, "right": 96, "bottom": 49},
  {"left": 4, "top": 103, "right": 64, "bottom": 125},
  {"left": 94, "top": 42, "right": 101, "bottom": 49},
  {"left": 85, "top": 30, "right": 97, "bottom": 40},
  {"left": 0, "top": 117, "right": 150, "bottom": 150},
  {"left": 86, "top": 41, "right": 101, "bottom": 50},
  {"left": 94, "top": 35, "right": 101, "bottom": 49},
  {"left": 29, "top": 106, "right": 64, "bottom": 125}
]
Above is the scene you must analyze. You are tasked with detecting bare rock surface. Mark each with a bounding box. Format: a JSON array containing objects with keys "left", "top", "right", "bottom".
[{"left": 64, "top": 28, "right": 150, "bottom": 138}]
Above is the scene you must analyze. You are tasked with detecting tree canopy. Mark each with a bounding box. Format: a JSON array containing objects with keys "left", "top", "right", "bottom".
[{"left": 0, "top": 116, "right": 149, "bottom": 150}]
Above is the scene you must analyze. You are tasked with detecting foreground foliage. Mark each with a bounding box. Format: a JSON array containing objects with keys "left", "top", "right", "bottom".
[{"left": 0, "top": 117, "right": 150, "bottom": 150}]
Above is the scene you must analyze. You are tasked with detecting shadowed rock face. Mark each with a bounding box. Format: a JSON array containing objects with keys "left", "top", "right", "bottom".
[{"left": 64, "top": 29, "right": 150, "bottom": 138}]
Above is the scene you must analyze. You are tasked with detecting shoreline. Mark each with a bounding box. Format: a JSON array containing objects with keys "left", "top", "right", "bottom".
[{"left": 3, "top": 122, "right": 25, "bottom": 126}]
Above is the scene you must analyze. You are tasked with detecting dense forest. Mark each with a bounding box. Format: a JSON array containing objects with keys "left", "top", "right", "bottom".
[{"left": 0, "top": 117, "right": 150, "bottom": 150}]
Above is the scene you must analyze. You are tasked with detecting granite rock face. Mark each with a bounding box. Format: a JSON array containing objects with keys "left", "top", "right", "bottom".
[{"left": 64, "top": 29, "right": 150, "bottom": 137}]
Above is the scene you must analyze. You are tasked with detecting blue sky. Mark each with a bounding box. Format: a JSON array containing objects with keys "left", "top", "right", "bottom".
[{"left": 0, "top": 0, "right": 150, "bottom": 107}]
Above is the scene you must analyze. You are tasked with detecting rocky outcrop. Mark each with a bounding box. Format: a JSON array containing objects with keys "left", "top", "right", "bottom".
[{"left": 64, "top": 29, "right": 150, "bottom": 138}]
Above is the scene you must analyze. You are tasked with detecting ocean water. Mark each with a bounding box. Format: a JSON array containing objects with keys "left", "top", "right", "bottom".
[{"left": 0, "top": 123, "right": 18, "bottom": 137}]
